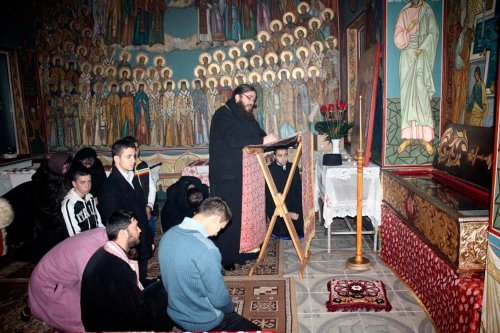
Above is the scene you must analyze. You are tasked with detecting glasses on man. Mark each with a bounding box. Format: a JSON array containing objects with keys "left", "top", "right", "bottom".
[{"left": 241, "top": 93, "right": 256, "bottom": 103}]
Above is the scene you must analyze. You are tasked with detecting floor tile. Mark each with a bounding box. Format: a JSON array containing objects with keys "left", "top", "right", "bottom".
[
  {"left": 395, "top": 290, "right": 426, "bottom": 312},
  {"left": 359, "top": 312, "right": 420, "bottom": 333},
  {"left": 313, "top": 313, "right": 364, "bottom": 333}
]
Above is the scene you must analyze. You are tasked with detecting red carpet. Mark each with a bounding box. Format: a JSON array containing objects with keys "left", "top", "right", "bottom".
[{"left": 326, "top": 279, "right": 392, "bottom": 312}]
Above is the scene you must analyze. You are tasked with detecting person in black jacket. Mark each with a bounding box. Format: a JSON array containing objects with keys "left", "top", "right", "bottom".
[
  {"left": 97, "top": 139, "right": 153, "bottom": 284},
  {"left": 71, "top": 147, "right": 106, "bottom": 198},
  {"left": 265, "top": 147, "right": 304, "bottom": 239},
  {"left": 160, "top": 176, "right": 208, "bottom": 233},
  {"left": 31, "top": 152, "right": 73, "bottom": 259},
  {"left": 209, "top": 84, "right": 278, "bottom": 269},
  {"left": 81, "top": 210, "right": 173, "bottom": 332}
]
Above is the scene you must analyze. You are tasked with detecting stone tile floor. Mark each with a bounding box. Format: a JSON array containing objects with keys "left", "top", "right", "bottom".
[{"left": 283, "top": 218, "right": 436, "bottom": 333}]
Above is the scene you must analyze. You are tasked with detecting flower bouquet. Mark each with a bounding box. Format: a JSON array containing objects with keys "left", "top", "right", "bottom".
[{"left": 315, "top": 100, "right": 353, "bottom": 165}]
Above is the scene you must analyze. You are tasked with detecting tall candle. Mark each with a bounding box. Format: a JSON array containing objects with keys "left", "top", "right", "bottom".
[{"left": 359, "top": 95, "right": 362, "bottom": 150}]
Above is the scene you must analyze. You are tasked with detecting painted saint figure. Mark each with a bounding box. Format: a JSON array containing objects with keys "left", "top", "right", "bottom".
[
  {"left": 394, "top": 0, "right": 438, "bottom": 155},
  {"left": 464, "top": 66, "right": 489, "bottom": 127}
]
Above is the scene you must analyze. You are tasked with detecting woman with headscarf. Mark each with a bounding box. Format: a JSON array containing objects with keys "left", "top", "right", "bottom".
[
  {"left": 32, "top": 152, "right": 73, "bottom": 259},
  {"left": 72, "top": 147, "right": 107, "bottom": 197}
]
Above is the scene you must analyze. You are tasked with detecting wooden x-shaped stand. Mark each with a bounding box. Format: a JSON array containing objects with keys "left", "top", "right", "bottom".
[{"left": 246, "top": 135, "right": 311, "bottom": 279}]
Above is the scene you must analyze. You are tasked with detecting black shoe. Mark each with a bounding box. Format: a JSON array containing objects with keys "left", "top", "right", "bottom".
[{"left": 223, "top": 263, "right": 236, "bottom": 271}]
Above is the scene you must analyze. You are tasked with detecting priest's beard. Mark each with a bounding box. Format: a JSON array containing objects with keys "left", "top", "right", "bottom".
[{"left": 237, "top": 100, "right": 256, "bottom": 120}]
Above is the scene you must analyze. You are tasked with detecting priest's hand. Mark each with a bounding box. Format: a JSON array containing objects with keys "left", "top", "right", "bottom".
[{"left": 263, "top": 133, "right": 279, "bottom": 144}]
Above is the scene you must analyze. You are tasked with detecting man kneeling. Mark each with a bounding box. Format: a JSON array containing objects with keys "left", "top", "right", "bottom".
[
  {"left": 81, "top": 210, "right": 173, "bottom": 331},
  {"left": 159, "top": 197, "right": 260, "bottom": 331}
]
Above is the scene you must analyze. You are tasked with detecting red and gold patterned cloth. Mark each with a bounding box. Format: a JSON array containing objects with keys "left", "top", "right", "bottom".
[
  {"left": 300, "top": 133, "right": 315, "bottom": 254},
  {"left": 380, "top": 205, "right": 484, "bottom": 333},
  {"left": 240, "top": 151, "right": 267, "bottom": 253},
  {"left": 326, "top": 279, "right": 392, "bottom": 312}
]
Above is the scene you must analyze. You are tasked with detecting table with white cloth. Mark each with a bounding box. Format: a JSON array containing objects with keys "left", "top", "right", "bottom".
[
  {"left": 314, "top": 153, "right": 381, "bottom": 252},
  {"left": 0, "top": 167, "right": 37, "bottom": 197}
]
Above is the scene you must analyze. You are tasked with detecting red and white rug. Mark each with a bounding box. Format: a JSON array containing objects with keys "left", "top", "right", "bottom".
[{"left": 326, "top": 279, "right": 392, "bottom": 312}]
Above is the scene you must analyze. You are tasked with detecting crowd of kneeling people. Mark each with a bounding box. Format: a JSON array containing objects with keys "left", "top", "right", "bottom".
[{"left": 25, "top": 137, "right": 260, "bottom": 332}]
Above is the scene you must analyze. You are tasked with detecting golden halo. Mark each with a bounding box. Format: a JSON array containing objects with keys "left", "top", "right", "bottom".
[
  {"left": 280, "top": 33, "right": 295, "bottom": 46},
  {"left": 296, "top": 46, "right": 309, "bottom": 59},
  {"left": 233, "top": 74, "right": 247, "bottom": 85},
  {"left": 220, "top": 75, "right": 232, "bottom": 86},
  {"left": 104, "top": 65, "right": 116, "bottom": 75},
  {"left": 294, "top": 26, "right": 308, "bottom": 39},
  {"left": 177, "top": 79, "right": 190, "bottom": 90},
  {"left": 51, "top": 55, "right": 62, "bottom": 66},
  {"left": 118, "top": 67, "right": 131, "bottom": 78},
  {"left": 213, "top": 49, "right": 226, "bottom": 61},
  {"left": 153, "top": 55, "right": 166, "bottom": 66},
  {"left": 134, "top": 80, "right": 147, "bottom": 90},
  {"left": 257, "top": 30, "right": 271, "bottom": 42},
  {"left": 222, "top": 60, "right": 234, "bottom": 72},
  {"left": 308, "top": 17, "right": 321, "bottom": 30},
  {"left": 194, "top": 65, "right": 207, "bottom": 77},
  {"left": 278, "top": 68, "right": 291, "bottom": 80},
  {"left": 236, "top": 57, "right": 249, "bottom": 68},
  {"left": 263, "top": 69, "right": 276, "bottom": 81},
  {"left": 312, "top": 41, "right": 324, "bottom": 53},
  {"left": 208, "top": 63, "right": 220, "bottom": 74},
  {"left": 119, "top": 50, "right": 131, "bottom": 60},
  {"left": 164, "top": 79, "right": 175, "bottom": 90},
  {"left": 192, "top": 78, "right": 204, "bottom": 89},
  {"left": 133, "top": 67, "right": 145, "bottom": 79},
  {"left": 307, "top": 65, "right": 320, "bottom": 77},
  {"left": 297, "top": 1, "right": 310, "bottom": 13},
  {"left": 282, "top": 11, "right": 296, "bottom": 24},
  {"left": 270, "top": 19, "right": 283, "bottom": 31},
  {"left": 292, "top": 67, "right": 305, "bottom": 80},
  {"left": 322, "top": 8, "right": 335, "bottom": 20},
  {"left": 250, "top": 55, "right": 263, "bottom": 65},
  {"left": 82, "top": 27, "right": 92, "bottom": 37},
  {"left": 198, "top": 52, "right": 212, "bottom": 64},
  {"left": 228, "top": 46, "right": 241, "bottom": 59},
  {"left": 76, "top": 45, "right": 88, "bottom": 56},
  {"left": 93, "top": 64, "right": 104, "bottom": 75},
  {"left": 162, "top": 66, "right": 173, "bottom": 78},
  {"left": 94, "top": 35, "right": 105, "bottom": 45},
  {"left": 136, "top": 53, "right": 149, "bottom": 65},
  {"left": 265, "top": 52, "right": 278, "bottom": 65},
  {"left": 80, "top": 62, "right": 92, "bottom": 72},
  {"left": 64, "top": 41, "right": 75, "bottom": 50},
  {"left": 150, "top": 80, "right": 162, "bottom": 90},
  {"left": 247, "top": 71, "right": 262, "bottom": 83},
  {"left": 242, "top": 39, "right": 256, "bottom": 51},
  {"left": 206, "top": 77, "right": 218, "bottom": 87},
  {"left": 280, "top": 50, "right": 294, "bottom": 63},
  {"left": 121, "top": 81, "right": 134, "bottom": 92},
  {"left": 325, "top": 36, "right": 338, "bottom": 49}
]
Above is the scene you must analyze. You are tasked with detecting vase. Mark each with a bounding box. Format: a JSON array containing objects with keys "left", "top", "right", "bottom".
[
  {"left": 331, "top": 139, "right": 341, "bottom": 154},
  {"left": 323, "top": 139, "right": 342, "bottom": 166}
]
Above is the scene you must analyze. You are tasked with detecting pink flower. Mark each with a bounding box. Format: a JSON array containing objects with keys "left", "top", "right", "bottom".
[
  {"left": 328, "top": 104, "right": 335, "bottom": 111},
  {"left": 320, "top": 105, "right": 328, "bottom": 114}
]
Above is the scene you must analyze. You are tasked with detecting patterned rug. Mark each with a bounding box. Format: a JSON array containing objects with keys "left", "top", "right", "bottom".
[
  {"left": 326, "top": 279, "right": 392, "bottom": 312},
  {"left": 225, "top": 277, "right": 297, "bottom": 333},
  {"left": 149, "top": 235, "right": 284, "bottom": 278}
]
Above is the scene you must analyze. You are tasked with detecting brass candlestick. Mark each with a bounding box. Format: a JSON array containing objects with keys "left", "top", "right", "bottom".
[{"left": 346, "top": 148, "right": 373, "bottom": 270}]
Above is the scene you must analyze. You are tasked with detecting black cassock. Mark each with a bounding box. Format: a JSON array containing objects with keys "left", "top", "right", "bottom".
[
  {"left": 160, "top": 176, "right": 208, "bottom": 233},
  {"left": 209, "top": 99, "right": 266, "bottom": 266},
  {"left": 265, "top": 161, "right": 304, "bottom": 238}
]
